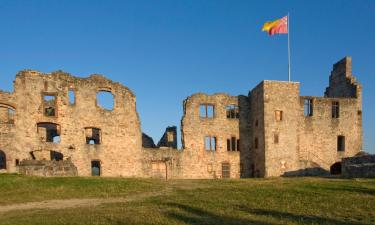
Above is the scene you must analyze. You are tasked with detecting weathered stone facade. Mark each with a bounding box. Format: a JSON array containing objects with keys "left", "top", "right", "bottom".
[{"left": 0, "top": 57, "right": 363, "bottom": 178}]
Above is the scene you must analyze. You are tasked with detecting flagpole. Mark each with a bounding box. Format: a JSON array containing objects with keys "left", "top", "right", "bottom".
[{"left": 287, "top": 12, "right": 291, "bottom": 82}]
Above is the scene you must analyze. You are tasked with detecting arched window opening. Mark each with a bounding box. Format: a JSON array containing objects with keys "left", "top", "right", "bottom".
[
  {"left": 96, "top": 90, "right": 114, "bottom": 110},
  {"left": 0, "top": 150, "right": 6, "bottom": 169},
  {"left": 330, "top": 162, "right": 342, "bottom": 175}
]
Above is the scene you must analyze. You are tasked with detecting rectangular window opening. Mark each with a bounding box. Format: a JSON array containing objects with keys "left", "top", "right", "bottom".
[
  {"left": 274, "top": 133, "right": 279, "bottom": 144},
  {"left": 304, "top": 99, "right": 313, "bottom": 117},
  {"left": 226, "top": 105, "right": 239, "bottom": 119},
  {"left": 85, "top": 128, "right": 101, "bottom": 145},
  {"left": 337, "top": 136, "right": 345, "bottom": 152},
  {"left": 91, "top": 160, "right": 101, "bottom": 176},
  {"left": 37, "top": 123, "right": 61, "bottom": 143},
  {"left": 275, "top": 110, "right": 283, "bottom": 121},
  {"left": 69, "top": 89, "right": 75, "bottom": 105},
  {"left": 200, "top": 104, "right": 214, "bottom": 118},
  {"left": 43, "top": 94, "right": 56, "bottom": 117},
  {"left": 227, "top": 137, "right": 240, "bottom": 151},
  {"left": 205, "top": 136, "right": 216, "bottom": 151},
  {"left": 332, "top": 101, "right": 340, "bottom": 118}
]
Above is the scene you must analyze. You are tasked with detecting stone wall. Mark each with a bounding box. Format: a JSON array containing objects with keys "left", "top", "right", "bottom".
[
  {"left": 1, "top": 70, "right": 142, "bottom": 177},
  {"left": 298, "top": 96, "right": 362, "bottom": 173},
  {"left": 181, "top": 93, "right": 245, "bottom": 178},
  {"left": 262, "top": 81, "right": 301, "bottom": 177},
  {"left": 18, "top": 160, "right": 78, "bottom": 177},
  {"left": 0, "top": 56, "right": 365, "bottom": 179},
  {"left": 140, "top": 148, "right": 183, "bottom": 179},
  {"left": 248, "top": 83, "right": 265, "bottom": 177},
  {"left": 342, "top": 154, "right": 375, "bottom": 178}
]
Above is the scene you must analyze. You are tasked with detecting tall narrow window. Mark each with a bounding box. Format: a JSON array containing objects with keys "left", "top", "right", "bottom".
[
  {"left": 254, "top": 137, "right": 259, "bottom": 149},
  {"left": 200, "top": 104, "right": 214, "bottom": 118},
  {"left": 231, "top": 137, "right": 236, "bottom": 151},
  {"left": 227, "top": 137, "right": 240, "bottom": 151},
  {"left": 304, "top": 99, "right": 313, "bottom": 116},
  {"left": 337, "top": 136, "right": 345, "bottom": 152},
  {"left": 205, "top": 136, "right": 216, "bottom": 151},
  {"left": 226, "top": 105, "right": 239, "bottom": 119},
  {"left": 275, "top": 110, "right": 283, "bottom": 121},
  {"left": 274, "top": 133, "right": 279, "bottom": 144},
  {"left": 69, "top": 89, "right": 75, "bottom": 105},
  {"left": 332, "top": 101, "right": 340, "bottom": 118}
]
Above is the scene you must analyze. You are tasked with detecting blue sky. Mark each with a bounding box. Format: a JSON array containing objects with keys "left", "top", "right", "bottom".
[{"left": 0, "top": 0, "right": 374, "bottom": 153}]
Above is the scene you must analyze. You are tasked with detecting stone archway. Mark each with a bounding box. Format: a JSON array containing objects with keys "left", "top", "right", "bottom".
[
  {"left": 330, "top": 162, "right": 342, "bottom": 175},
  {"left": 0, "top": 150, "right": 6, "bottom": 169}
]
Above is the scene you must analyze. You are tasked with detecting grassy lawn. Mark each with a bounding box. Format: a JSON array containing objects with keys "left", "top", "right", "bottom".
[{"left": 0, "top": 174, "right": 374, "bottom": 225}]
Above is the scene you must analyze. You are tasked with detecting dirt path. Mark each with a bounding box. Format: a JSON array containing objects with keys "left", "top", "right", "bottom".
[
  {"left": 0, "top": 180, "right": 209, "bottom": 214},
  {"left": 0, "top": 191, "right": 166, "bottom": 214}
]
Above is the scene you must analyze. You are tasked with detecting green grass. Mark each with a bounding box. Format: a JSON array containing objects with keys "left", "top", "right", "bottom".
[{"left": 0, "top": 174, "right": 374, "bottom": 225}]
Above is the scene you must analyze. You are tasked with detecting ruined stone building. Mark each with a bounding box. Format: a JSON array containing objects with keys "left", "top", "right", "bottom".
[{"left": 0, "top": 57, "right": 363, "bottom": 178}]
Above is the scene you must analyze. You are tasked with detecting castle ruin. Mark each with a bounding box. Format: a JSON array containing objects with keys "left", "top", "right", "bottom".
[{"left": 0, "top": 57, "right": 363, "bottom": 178}]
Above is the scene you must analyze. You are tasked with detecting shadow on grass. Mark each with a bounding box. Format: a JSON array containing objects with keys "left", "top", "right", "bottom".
[
  {"left": 237, "top": 206, "right": 364, "bottom": 225},
  {"left": 300, "top": 184, "right": 375, "bottom": 196},
  {"left": 163, "top": 203, "right": 277, "bottom": 225},
  {"left": 320, "top": 186, "right": 375, "bottom": 196},
  {"left": 109, "top": 203, "right": 277, "bottom": 225},
  {"left": 282, "top": 167, "right": 330, "bottom": 177}
]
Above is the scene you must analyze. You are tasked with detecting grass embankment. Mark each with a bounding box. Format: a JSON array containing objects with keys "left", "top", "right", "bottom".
[{"left": 0, "top": 174, "right": 374, "bottom": 225}]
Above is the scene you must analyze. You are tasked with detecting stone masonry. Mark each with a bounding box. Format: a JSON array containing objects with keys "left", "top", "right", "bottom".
[{"left": 0, "top": 57, "right": 364, "bottom": 178}]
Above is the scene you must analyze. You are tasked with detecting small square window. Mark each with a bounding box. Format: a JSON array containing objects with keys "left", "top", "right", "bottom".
[
  {"left": 200, "top": 104, "right": 214, "bottom": 118},
  {"left": 226, "top": 105, "right": 239, "bottom": 119},
  {"left": 85, "top": 128, "right": 101, "bottom": 145}
]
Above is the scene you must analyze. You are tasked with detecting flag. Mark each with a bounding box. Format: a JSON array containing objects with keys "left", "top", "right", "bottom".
[{"left": 262, "top": 16, "right": 288, "bottom": 36}]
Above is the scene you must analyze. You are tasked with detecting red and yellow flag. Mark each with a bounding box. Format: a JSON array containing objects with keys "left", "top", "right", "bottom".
[{"left": 262, "top": 16, "right": 288, "bottom": 36}]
